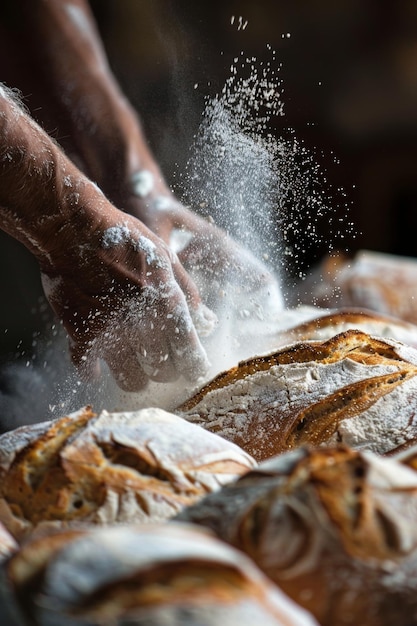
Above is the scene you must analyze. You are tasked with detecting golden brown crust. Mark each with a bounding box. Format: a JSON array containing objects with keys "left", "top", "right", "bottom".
[
  {"left": 0, "top": 407, "right": 256, "bottom": 540},
  {"left": 177, "top": 330, "right": 417, "bottom": 461},
  {"left": 5, "top": 523, "right": 318, "bottom": 626},
  {"left": 178, "top": 330, "right": 416, "bottom": 411},
  {"left": 177, "top": 447, "right": 417, "bottom": 626},
  {"left": 271, "top": 307, "right": 417, "bottom": 349}
]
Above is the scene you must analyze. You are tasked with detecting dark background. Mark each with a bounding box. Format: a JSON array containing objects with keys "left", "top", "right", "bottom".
[{"left": 2, "top": 0, "right": 417, "bottom": 359}]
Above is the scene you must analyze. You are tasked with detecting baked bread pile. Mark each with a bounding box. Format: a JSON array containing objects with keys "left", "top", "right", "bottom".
[{"left": 3, "top": 256, "right": 417, "bottom": 624}]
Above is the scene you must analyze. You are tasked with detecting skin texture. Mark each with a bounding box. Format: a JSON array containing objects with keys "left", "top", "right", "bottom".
[
  {"left": 0, "top": 0, "right": 278, "bottom": 389},
  {"left": 18, "top": 0, "right": 276, "bottom": 295},
  {"left": 0, "top": 87, "right": 211, "bottom": 390}
]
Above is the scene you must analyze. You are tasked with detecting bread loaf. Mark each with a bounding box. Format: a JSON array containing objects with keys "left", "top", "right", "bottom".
[
  {"left": 177, "top": 446, "right": 417, "bottom": 626},
  {"left": 297, "top": 250, "right": 417, "bottom": 325},
  {"left": 1, "top": 522, "right": 319, "bottom": 625},
  {"left": 0, "top": 406, "right": 255, "bottom": 540},
  {"left": 271, "top": 307, "right": 417, "bottom": 349},
  {"left": 177, "top": 329, "right": 417, "bottom": 461}
]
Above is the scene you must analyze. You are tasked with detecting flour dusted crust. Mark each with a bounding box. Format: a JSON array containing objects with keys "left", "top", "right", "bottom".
[
  {"left": 3, "top": 522, "right": 318, "bottom": 626},
  {"left": 299, "top": 250, "right": 417, "bottom": 325},
  {"left": 271, "top": 307, "right": 417, "bottom": 350},
  {"left": 0, "top": 406, "right": 255, "bottom": 540},
  {"left": 177, "top": 446, "right": 417, "bottom": 626},
  {"left": 177, "top": 329, "right": 417, "bottom": 461}
]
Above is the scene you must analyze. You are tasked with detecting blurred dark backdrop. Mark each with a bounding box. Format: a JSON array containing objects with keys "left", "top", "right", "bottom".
[{"left": 2, "top": 0, "right": 417, "bottom": 359}]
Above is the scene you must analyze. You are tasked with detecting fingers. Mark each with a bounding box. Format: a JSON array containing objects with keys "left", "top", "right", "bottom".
[
  {"left": 103, "top": 347, "right": 149, "bottom": 393},
  {"left": 59, "top": 246, "right": 214, "bottom": 391},
  {"left": 172, "top": 259, "right": 218, "bottom": 336},
  {"left": 170, "top": 250, "right": 204, "bottom": 312},
  {"left": 169, "top": 334, "right": 211, "bottom": 382},
  {"left": 159, "top": 297, "right": 211, "bottom": 383},
  {"left": 130, "top": 291, "right": 211, "bottom": 384},
  {"left": 70, "top": 339, "right": 102, "bottom": 383},
  {"left": 68, "top": 293, "right": 212, "bottom": 391}
]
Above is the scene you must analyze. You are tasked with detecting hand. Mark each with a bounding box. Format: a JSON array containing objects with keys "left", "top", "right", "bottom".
[
  {"left": 0, "top": 86, "right": 216, "bottom": 394},
  {"left": 40, "top": 201, "right": 216, "bottom": 392},
  {"left": 124, "top": 192, "right": 284, "bottom": 320}
]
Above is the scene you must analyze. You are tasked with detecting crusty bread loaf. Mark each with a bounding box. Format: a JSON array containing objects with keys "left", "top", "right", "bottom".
[
  {"left": 177, "top": 329, "right": 417, "bottom": 461},
  {"left": 177, "top": 446, "right": 417, "bottom": 626},
  {"left": 296, "top": 250, "right": 417, "bottom": 325},
  {"left": 270, "top": 307, "right": 417, "bottom": 349},
  {"left": 1, "top": 522, "right": 319, "bottom": 626},
  {"left": 0, "top": 406, "right": 255, "bottom": 540}
]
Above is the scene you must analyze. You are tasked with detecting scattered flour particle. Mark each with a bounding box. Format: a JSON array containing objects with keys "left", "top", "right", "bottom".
[
  {"left": 191, "top": 304, "right": 218, "bottom": 338},
  {"left": 136, "top": 235, "right": 158, "bottom": 264},
  {"left": 170, "top": 228, "right": 193, "bottom": 254},
  {"left": 102, "top": 224, "right": 130, "bottom": 248},
  {"left": 153, "top": 196, "right": 174, "bottom": 211},
  {"left": 132, "top": 170, "right": 155, "bottom": 197}
]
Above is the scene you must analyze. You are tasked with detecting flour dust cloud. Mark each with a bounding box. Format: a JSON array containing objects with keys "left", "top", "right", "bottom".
[
  {"left": 164, "top": 39, "right": 355, "bottom": 385},
  {"left": 180, "top": 45, "right": 354, "bottom": 298},
  {"left": 0, "top": 26, "right": 356, "bottom": 429}
]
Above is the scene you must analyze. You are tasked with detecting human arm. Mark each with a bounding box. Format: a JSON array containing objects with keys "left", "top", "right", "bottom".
[
  {"left": 22, "top": 0, "right": 283, "bottom": 317},
  {"left": 0, "top": 86, "right": 214, "bottom": 391}
]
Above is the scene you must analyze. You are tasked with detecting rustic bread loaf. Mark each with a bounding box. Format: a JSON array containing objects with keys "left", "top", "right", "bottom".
[
  {"left": 1, "top": 522, "right": 319, "bottom": 626},
  {"left": 0, "top": 406, "right": 255, "bottom": 540},
  {"left": 177, "top": 446, "right": 417, "bottom": 626},
  {"left": 297, "top": 250, "right": 417, "bottom": 325},
  {"left": 270, "top": 307, "right": 417, "bottom": 349},
  {"left": 177, "top": 329, "right": 417, "bottom": 461}
]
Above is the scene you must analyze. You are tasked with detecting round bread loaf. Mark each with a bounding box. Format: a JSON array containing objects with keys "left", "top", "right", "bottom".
[
  {"left": 177, "top": 446, "right": 417, "bottom": 626},
  {"left": 297, "top": 250, "right": 417, "bottom": 325},
  {"left": 0, "top": 406, "right": 255, "bottom": 540},
  {"left": 177, "top": 329, "right": 417, "bottom": 461},
  {"left": 1, "top": 522, "right": 319, "bottom": 626},
  {"left": 270, "top": 307, "right": 417, "bottom": 350}
]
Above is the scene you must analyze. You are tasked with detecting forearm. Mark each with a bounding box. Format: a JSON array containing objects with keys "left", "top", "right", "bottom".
[
  {"left": 0, "top": 86, "right": 212, "bottom": 390},
  {"left": 25, "top": 0, "right": 168, "bottom": 205},
  {"left": 0, "top": 85, "right": 107, "bottom": 270}
]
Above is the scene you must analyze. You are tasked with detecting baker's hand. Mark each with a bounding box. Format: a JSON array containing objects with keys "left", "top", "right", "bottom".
[
  {"left": 124, "top": 192, "right": 283, "bottom": 319},
  {"left": 0, "top": 85, "right": 216, "bottom": 394},
  {"left": 40, "top": 201, "right": 216, "bottom": 392}
]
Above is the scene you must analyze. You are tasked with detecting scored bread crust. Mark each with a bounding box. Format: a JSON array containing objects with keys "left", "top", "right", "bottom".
[
  {"left": 176, "top": 446, "right": 417, "bottom": 626},
  {"left": 4, "top": 522, "right": 319, "bottom": 626},
  {"left": 0, "top": 406, "right": 256, "bottom": 540},
  {"left": 176, "top": 329, "right": 417, "bottom": 461}
]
